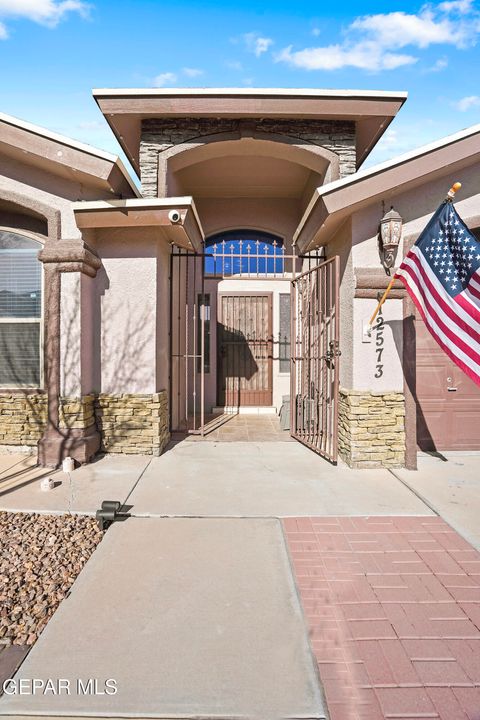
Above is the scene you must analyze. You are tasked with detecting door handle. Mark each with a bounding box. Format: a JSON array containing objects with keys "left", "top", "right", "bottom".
[{"left": 447, "top": 387, "right": 458, "bottom": 392}]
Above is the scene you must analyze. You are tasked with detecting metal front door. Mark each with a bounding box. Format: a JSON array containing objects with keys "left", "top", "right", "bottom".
[
  {"left": 218, "top": 293, "right": 273, "bottom": 407},
  {"left": 290, "top": 256, "right": 340, "bottom": 462}
]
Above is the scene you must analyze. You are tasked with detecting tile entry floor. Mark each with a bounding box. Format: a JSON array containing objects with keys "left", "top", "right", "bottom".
[{"left": 180, "top": 413, "right": 295, "bottom": 442}]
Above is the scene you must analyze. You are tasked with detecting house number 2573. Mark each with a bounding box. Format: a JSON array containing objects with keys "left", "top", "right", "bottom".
[{"left": 374, "top": 306, "right": 384, "bottom": 379}]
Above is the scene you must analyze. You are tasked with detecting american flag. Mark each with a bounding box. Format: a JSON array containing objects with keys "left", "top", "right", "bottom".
[{"left": 394, "top": 201, "right": 480, "bottom": 387}]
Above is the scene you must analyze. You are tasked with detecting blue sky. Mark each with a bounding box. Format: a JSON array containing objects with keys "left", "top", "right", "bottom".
[{"left": 1, "top": 0, "right": 480, "bottom": 178}]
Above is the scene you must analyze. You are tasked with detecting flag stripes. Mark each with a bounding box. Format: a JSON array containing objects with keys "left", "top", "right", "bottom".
[{"left": 394, "top": 202, "right": 480, "bottom": 387}]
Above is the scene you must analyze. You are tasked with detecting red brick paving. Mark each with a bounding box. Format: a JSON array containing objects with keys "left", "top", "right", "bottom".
[{"left": 283, "top": 516, "right": 480, "bottom": 720}]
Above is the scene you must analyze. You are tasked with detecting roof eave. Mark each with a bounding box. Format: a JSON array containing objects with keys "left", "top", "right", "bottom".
[
  {"left": 294, "top": 123, "right": 480, "bottom": 253},
  {"left": 73, "top": 197, "right": 205, "bottom": 252},
  {"left": 0, "top": 111, "right": 140, "bottom": 198},
  {"left": 93, "top": 88, "right": 407, "bottom": 173}
]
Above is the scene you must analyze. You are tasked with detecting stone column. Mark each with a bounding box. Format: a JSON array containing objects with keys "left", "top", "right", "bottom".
[{"left": 37, "top": 239, "right": 102, "bottom": 467}]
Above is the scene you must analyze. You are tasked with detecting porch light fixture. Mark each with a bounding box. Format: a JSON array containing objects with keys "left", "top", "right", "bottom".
[{"left": 380, "top": 206, "right": 403, "bottom": 274}]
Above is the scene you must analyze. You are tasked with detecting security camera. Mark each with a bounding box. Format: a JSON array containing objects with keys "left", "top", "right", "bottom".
[{"left": 168, "top": 209, "right": 181, "bottom": 223}]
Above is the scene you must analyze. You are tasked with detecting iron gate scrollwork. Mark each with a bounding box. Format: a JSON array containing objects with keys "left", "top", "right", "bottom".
[{"left": 290, "top": 256, "right": 340, "bottom": 463}]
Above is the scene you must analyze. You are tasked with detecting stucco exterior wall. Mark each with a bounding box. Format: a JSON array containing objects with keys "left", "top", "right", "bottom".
[
  {"left": 196, "top": 197, "right": 299, "bottom": 250},
  {"left": 86, "top": 228, "right": 168, "bottom": 395},
  {"left": 60, "top": 272, "right": 82, "bottom": 397},
  {"left": 353, "top": 297, "right": 403, "bottom": 392},
  {"left": 0, "top": 157, "right": 106, "bottom": 239},
  {"left": 140, "top": 118, "right": 356, "bottom": 198}
]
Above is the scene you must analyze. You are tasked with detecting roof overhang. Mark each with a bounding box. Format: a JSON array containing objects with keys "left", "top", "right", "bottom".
[
  {"left": 294, "top": 123, "right": 480, "bottom": 254},
  {"left": 92, "top": 88, "right": 407, "bottom": 175},
  {"left": 73, "top": 197, "right": 204, "bottom": 252},
  {"left": 0, "top": 111, "right": 140, "bottom": 198}
]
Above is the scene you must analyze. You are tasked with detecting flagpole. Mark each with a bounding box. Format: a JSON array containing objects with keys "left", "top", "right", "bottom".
[
  {"left": 369, "top": 277, "right": 396, "bottom": 328},
  {"left": 367, "top": 181, "right": 462, "bottom": 330}
]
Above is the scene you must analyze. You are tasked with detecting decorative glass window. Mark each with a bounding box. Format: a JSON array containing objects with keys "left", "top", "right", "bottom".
[
  {"left": 279, "top": 293, "right": 291, "bottom": 373},
  {"left": 197, "top": 293, "right": 211, "bottom": 374},
  {"left": 205, "top": 230, "right": 284, "bottom": 276},
  {"left": 0, "top": 231, "right": 42, "bottom": 387}
]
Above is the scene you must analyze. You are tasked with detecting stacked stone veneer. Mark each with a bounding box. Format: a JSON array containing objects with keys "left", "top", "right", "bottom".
[
  {"left": 0, "top": 392, "right": 169, "bottom": 456},
  {"left": 95, "top": 391, "right": 169, "bottom": 456},
  {"left": 0, "top": 394, "right": 47, "bottom": 447},
  {"left": 338, "top": 388, "right": 406, "bottom": 468},
  {"left": 140, "top": 118, "right": 356, "bottom": 197}
]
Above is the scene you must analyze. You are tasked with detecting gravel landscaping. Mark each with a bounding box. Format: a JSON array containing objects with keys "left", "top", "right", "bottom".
[{"left": 0, "top": 512, "right": 103, "bottom": 646}]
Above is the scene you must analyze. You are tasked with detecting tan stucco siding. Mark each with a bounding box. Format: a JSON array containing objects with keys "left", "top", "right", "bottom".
[{"left": 85, "top": 228, "right": 169, "bottom": 395}]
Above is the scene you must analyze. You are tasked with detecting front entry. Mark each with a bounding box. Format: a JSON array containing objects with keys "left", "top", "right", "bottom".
[{"left": 217, "top": 293, "right": 273, "bottom": 407}]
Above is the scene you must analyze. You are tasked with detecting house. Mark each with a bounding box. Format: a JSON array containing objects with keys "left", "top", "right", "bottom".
[{"left": 0, "top": 89, "right": 479, "bottom": 469}]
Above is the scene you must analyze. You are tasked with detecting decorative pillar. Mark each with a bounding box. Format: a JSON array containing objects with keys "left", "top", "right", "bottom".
[{"left": 37, "top": 239, "right": 102, "bottom": 467}]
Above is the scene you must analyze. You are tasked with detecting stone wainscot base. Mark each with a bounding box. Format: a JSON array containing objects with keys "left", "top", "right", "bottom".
[
  {"left": 0, "top": 391, "right": 170, "bottom": 464},
  {"left": 338, "top": 388, "right": 406, "bottom": 469}
]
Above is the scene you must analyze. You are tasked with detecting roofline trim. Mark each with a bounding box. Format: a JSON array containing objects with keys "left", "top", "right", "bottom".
[
  {"left": 0, "top": 111, "right": 141, "bottom": 198},
  {"left": 294, "top": 122, "right": 480, "bottom": 244},
  {"left": 92, "top": 87, "right": 408, "bottom": 100},
  {"left": 72, "top": 196, "right": 205, "bottom": 238}
]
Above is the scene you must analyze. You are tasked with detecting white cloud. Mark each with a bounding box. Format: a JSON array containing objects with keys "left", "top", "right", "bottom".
[
  {"left": 276, "top": 42, "right": 417, "bottom": 71},
  {"left": 182, "top": 67, "right": 203, "bottom": 77},
  {"left": 276, "top": 0, "right": 480, "bottom": 72},
  {"left": 152, "top": 72, "right": 177, "bottom": 87},
  {"left": 0, "top": 20, "right": 7, "bottom": 38},
  {"left": 311, "top": 27, "right": 321, "bottom": 37},
  {"left": 0, "top": 0, "right": 90, "bottom": 32},
  {"left": 351, "top": 8, "right": 478, "bottom": 50},
  {"left": 454, "top": 95, "right": 480, "bottom": 110},
  {"left": 243, "top": 32, "right": 273, "bottom": 57},
  {"left": 438, "top": 0, "right": 474, "bottom": 14},
  {"left": 424, "top": 56, "right": 449, "bottom": 71}
]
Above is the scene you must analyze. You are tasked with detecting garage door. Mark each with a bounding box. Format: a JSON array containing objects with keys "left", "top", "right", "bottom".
[{"left": 416, "top": 316, "right": 480, "bottom": 450}]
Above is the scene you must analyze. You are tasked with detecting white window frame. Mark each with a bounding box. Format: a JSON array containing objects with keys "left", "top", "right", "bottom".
[{"left": 0, "top": 227, "right": 44, "bottom": 390}]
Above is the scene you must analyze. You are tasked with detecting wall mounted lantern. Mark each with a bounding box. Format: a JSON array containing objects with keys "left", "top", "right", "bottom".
[{"left": 380, "top": 206, "right": 403, "bottom": 274}]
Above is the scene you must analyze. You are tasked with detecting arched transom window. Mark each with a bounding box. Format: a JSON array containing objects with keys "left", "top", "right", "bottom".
[
  {"left": 0, "top": 231, "right": 42, "bottom": 387},
  {"left": 205, "top": 230, "right": 284, "bottom": 276}
]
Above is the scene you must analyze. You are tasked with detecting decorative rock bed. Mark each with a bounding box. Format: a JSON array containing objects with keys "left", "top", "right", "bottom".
[{"left": 0, "top": 512, "right": 103, "bottom": 646}]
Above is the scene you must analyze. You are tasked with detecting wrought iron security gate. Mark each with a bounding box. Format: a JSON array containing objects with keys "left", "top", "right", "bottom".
[
  {"left": 169, "top": 237, "right": 299, "bottom": 435},
  {"left": 169, "top": 239, "right": 337, "bottom": 451},
  {"left": 169, "top": 249, "right": 207, "bottom": 435},
  {"left": 290, "top": 256, "right": 340, "bottom": 463}
]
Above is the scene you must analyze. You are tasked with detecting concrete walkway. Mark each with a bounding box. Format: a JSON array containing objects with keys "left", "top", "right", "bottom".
[
  {"left": 0, "top": 441, "right": 431, "bottom": 518},
  {"left": 0, "top": 517, "right": 326, "bottom": 719},
  {"left": 394, "top": 453, "right": 480, "bottom": 549},
  {"left": 1, "top": 444, "right": 479, "bottom": 719},
  {"left": 0, "top": 454, "right": 150, "bottom": 514},
  {"left": 129, "top": 440, "right": 432, "bottom": 518}
]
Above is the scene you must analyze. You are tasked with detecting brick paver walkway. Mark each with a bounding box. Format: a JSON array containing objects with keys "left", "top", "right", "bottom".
[{"left": 283, "top": 516, "right": 480, "bottom": 720}]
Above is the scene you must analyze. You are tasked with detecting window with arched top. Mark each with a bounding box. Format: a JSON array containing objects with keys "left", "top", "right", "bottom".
[
  {"left": 205, "top": 230, "right": 284, "bottom": 276},
  {"left": 0, "top": 230, "right": 42, "bottom": 387}
]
